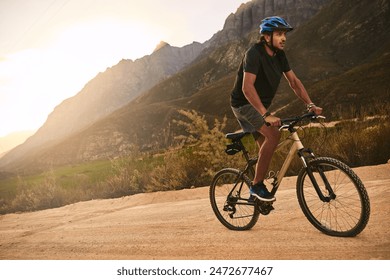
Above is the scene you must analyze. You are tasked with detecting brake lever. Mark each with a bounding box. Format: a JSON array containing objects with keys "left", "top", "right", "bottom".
[
  {"left": 312, "top": 115, "right": 326, "bottom": 121},
  {"left": 279, "top": 124, "right": 290, "bottom": 131}
]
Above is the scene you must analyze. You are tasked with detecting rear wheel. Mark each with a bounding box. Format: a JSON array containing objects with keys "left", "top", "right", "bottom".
[
  {"left": 296, "top": 157, "right": 370, "bottom": 237},
  {"left": 209, "top": 168, "right": 259, "bottom": 230}
]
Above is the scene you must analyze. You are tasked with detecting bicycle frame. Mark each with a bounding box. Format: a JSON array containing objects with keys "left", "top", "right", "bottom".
[
  {"left": 269, "top": 128, "right": 335, "bottom": 201},
  {"left": 226, "top": 112, "right": 335, "bottom": 203},
  {"left": 271, "top": 131, "right": 304, "bottom": 193},
  {"left": 228, "top": 130, "right": 304, "bottom": 201},
  {"left": 241, "top": 125, "right": 334, "bottom": 201}
]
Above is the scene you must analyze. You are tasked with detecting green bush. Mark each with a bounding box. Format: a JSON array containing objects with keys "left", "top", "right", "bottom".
[
  {"left": 6, "top": 173, "right": 67, "bottom": 213},
  {"left": 318, "top": 119, "right": 390, "bottom": 167},
  {"left": 148, "top": 110, "right": 244, "bottom": 190}
]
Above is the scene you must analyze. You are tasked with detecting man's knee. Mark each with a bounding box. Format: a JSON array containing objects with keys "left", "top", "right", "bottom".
[
  {"left": 262, "top": 129, "right": 280, "bottom": 148},
  {"left": 258, "top": 126, "right": 281, "bottom": 148}
]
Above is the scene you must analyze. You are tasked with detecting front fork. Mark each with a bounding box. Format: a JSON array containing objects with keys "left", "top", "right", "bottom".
[{"left": 299, "top": 149, "right": 336, "bottom": 202}]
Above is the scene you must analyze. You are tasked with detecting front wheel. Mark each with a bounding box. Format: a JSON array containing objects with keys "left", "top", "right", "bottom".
[
  {"left": 296, "top": 157, "right": 370, "bottom": 237},
  {"left": 209, "top": 168, "right": 259, "bottom": 230}
]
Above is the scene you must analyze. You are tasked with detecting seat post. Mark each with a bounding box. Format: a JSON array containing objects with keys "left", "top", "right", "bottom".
[{"left": 240, "top": 140, "right": 251, "bottom": 163}]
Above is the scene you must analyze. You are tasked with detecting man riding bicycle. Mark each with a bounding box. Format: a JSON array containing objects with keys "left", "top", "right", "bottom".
[{"left": 230, "top": 16, "right": 323, "bottom": 202}]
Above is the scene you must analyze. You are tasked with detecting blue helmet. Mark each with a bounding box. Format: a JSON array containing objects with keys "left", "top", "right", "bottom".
[{"left": 260, "top": 16, "right": 293, "bottom": 33}]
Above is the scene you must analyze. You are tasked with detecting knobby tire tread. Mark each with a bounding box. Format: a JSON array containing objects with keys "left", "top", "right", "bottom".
[
  {"left": 209, "top": 168, "right": 259, "bottom": 231},
  {"left": 296, "top": 157, "right": 370, "bottom": 237}
]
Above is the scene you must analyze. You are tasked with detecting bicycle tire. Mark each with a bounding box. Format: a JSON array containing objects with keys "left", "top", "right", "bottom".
[
  {"left": 296, "top": 157, "right": 370, "bottom": 237},
  {"left": 209, "top": 168, "right": 260, "bottom": 230}
]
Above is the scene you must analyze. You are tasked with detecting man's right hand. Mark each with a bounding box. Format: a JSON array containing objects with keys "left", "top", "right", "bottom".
[{"left": 264, "top": 115, "right": 281, "bottom": 127}]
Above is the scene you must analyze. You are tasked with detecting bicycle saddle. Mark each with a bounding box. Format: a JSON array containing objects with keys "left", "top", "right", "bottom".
[{"left": 225, "top": 132, "right": 249, "bottom": 141}]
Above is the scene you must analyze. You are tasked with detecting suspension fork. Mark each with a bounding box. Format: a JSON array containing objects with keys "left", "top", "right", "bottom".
[
  {"left": 299, "top": 149, "right": 336, "bottom": 202},
  {"left": 289, "top": 128, "right": 335, "bottom": 202}
]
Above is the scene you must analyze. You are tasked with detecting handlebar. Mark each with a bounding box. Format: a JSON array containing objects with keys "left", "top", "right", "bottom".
[
  {"left": 265, "top": 112, "right": 325, "bottom": 129},
  {"left": 280, "top": 112, "right": 325, "bottom": 130}
]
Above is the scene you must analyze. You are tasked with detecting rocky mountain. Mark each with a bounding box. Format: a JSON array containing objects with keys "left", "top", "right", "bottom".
[
  {"left": 272, "top": 0, "right": 390, "bottom": 117},
  {"left": 0, "top": 41, "right": 204, "bottom": 168},
  {"left": 3, "top": 0, "right": 390, "bottom": 172},
  {"left": 0, "top": 0, "right": 331, "bottom": 171},
  {"left": 206, "top": 0, "right": 329, "bottom": 46}
]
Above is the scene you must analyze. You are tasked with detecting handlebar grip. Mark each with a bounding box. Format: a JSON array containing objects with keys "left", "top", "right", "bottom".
[{"left": 304, "top": 111, "right": 316, "bottom": 118}]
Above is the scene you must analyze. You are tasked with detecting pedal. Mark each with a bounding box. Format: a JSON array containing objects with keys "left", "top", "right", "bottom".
[{"left": 256, "top": 201, "right": 274, "bottom": 215}]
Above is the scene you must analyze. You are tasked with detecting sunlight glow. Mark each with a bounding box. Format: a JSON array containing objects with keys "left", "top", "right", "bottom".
[
  {"left": 53, "top": 19, "right": 161, "bottom": 63},
  {"left": 0, "top": 19, "right": 161, "bottom": 136},
  {"left": 0, "top": 0, "right": 246, "bottom": 139}
]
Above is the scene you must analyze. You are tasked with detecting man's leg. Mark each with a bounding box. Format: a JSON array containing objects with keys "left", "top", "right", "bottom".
[{"left": 253, "top": 125, "right": 281, "bottom": 185}]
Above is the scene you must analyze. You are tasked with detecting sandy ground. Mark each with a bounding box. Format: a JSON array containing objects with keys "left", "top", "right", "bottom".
[{"left": 0, "top": 164, "right": 389, "bottom": 260}]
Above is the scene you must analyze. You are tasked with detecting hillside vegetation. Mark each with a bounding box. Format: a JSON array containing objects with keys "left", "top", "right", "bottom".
[
  {"left": 1, "top": 0, "right": 389, "bottom": 214},
  {"left": 1, "top": 105, "right": 389, "bottom": 214}
]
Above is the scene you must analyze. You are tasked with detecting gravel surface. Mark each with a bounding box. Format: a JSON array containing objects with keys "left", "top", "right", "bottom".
[{"left": 1, "top": 164, "right": 389, "bottom": 260}]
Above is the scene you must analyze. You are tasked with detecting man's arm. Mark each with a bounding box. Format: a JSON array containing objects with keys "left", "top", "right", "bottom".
[
  {"left": 284, "top": 70, "right": 323, "bottom": 115},
  {"left": 242, "top": 72, "right": 281, "bottom": 126},
  {"left": 242, "top": 72, "right": 268, "bottom": 116}
]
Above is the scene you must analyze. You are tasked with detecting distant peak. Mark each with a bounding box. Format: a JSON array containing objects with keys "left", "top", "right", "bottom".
[{"left": 153, "top": 41, "right": 170, "bottom": 52}]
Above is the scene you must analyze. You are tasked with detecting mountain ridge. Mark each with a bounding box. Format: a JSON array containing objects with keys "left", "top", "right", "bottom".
[
  {"left": 0, "top": 131, "right": 35, "bottom": 158},
  {"left": 3, "top": 0, "right": 389, "bottom": 172},
  {"left": 0, "top": 40, "right": 205, "bottom": 168}
]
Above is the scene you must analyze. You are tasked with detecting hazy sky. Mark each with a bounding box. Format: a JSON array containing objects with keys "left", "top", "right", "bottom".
[{"left": 0, "top": 0, "right": 246, "bottom": 137}]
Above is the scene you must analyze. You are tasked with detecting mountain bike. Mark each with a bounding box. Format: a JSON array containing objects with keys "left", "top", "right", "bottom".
[{"left": 209, "top": 112, "right": 370, "bottom": 237}]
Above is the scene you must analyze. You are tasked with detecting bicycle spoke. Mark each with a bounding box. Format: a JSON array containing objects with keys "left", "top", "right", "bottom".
[
  {"left": 210, "top": 168, "right": 259, "bottom": 231},
  {"left": 297, "top": 157, "right": 369, "bottom": 237}
]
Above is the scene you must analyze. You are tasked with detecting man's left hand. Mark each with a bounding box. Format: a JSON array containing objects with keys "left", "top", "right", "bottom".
[{"left": 309, "top": 105, "right": 323, "bottom": 115}]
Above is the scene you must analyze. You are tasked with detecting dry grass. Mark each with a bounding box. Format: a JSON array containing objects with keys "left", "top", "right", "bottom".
[{"left": 1, "top": 107, "right": 389, "bottom": 214}]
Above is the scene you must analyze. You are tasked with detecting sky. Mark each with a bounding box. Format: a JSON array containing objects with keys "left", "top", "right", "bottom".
[{"left": 0, "top": 0, "right": 246, "bottom": 138}]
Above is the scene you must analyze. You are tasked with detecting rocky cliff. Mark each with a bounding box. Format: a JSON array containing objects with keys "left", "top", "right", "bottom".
[
  {"left": 0, "top": 41, "right": 204, "bottom": 168},
  {"left": 206, "top": 0, "right": 329, "bottom": 46},
  {"left": 8, "top": 0, "right": 379, "bottom": 171}
]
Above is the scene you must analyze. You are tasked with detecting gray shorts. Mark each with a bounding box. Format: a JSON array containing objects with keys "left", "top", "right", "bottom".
[{"left": 231, "top": 104, "right": 265, "bottom": 133}]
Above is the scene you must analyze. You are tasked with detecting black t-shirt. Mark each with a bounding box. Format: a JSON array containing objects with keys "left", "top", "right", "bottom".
[{"left": 230, "top": 41, "right": 291, "bottom": 108}]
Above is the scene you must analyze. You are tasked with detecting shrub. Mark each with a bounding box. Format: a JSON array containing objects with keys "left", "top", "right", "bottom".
[
  {"left": 148, "top": 110, "right": 246, "bottom": 190},
  {"left": 2, "top": 107, "right": 388, "bottom": 214},
  {"left": 5, "top": 173, "right": 67, "bottom": 213}
]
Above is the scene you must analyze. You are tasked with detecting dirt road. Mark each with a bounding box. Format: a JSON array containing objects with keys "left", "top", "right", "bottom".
[{"left": 1, "top": 164, "right": 389, "bottom": 260}]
